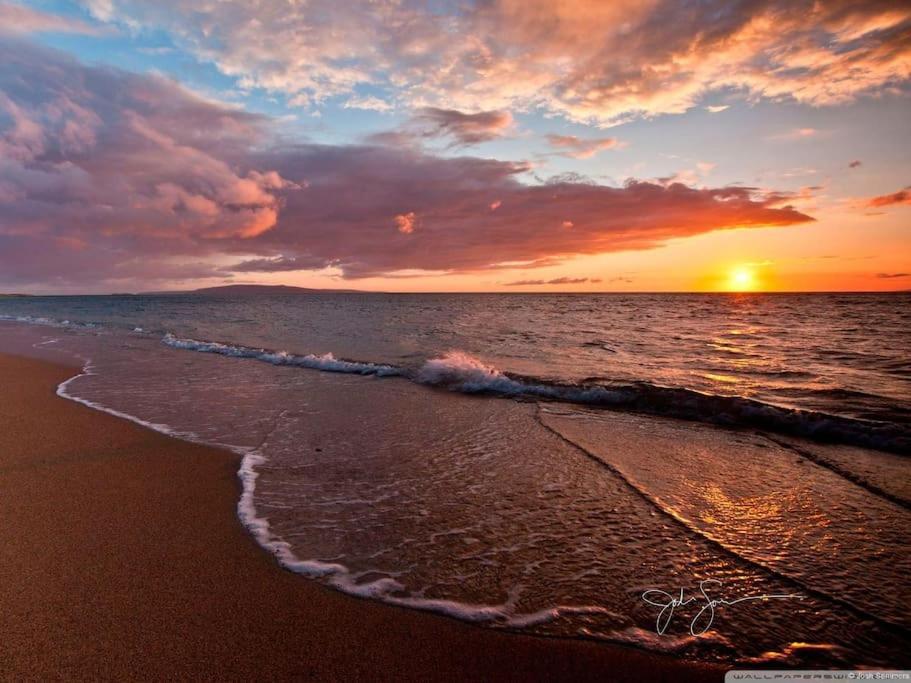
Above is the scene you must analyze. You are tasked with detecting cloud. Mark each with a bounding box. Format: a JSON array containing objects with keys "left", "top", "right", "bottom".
[
  {"left": 876, "top": 272, "right": 910, "bottom": 278},
  {"left": 414, "top": 108, "right": 512, "bottom": 145},
  {"left": 343, "top": 95, "right": 393, "bottom": 112},
  {"left": 505, "top": 277, "right": 603, "bottom": 286},
  {"left": 0, "top": 2, "right": 100, "bottom": 35},
  {"left": 705, "top": 105, "right": 730, "bottom": 113},
  {"left": 770, "top": 127, "right": 820, "bottom": 141},
  {"left": 371, "top": 107, "right": 513, "bottom": 147},
  {"left": 214, "top": 145, "right": 814, "bottom": 279},
  {"left": 867, "top": 185, "right": 911, "bottom": 207},
  {"left": 0, "top": 39, "right": 293, "bottom": 286},
  {"left": 394, "top": 212, "right": 416, "bottom": 234},
  {"left": 0, "top": 39, "right": 815, "bottom": 290},
  {"left": 81, "top": 0, "right": 911, "bottom": 125},
  {"left": 226, "top": 255, "right": 328, "bottom": 273},
  {"left": 849, "top": 160, "right": 863, "bottom": 168},
  {"left": 546, "top": 134, "right": 621, "bottom": 159}
]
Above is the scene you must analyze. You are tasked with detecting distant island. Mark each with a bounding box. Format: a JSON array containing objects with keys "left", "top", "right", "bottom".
[{"left": 140, "top": 284, "right": 364, "bottom": 296}]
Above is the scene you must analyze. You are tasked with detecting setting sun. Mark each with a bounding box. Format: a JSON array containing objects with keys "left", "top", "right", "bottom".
[{"left": 727, "top": 266, "right": 758, "bottom": 291}]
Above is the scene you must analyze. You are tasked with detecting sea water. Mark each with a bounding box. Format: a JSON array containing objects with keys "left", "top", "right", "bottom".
[{"left": 1, "top": 292, "right": 909, "bottom": 666}]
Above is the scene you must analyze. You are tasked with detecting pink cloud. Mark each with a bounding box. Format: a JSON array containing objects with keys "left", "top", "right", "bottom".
[
  {"left": 0, "top": 40, "right": 815, "bottom": 289},
  {"left": 769, "top": 127, "right": 821, "bottom": 141},
  {"left": 0, "top": 2, "right": 100, "bottom": 35},
  {"left": 0, "top": 40, "right": 293, "bottom": 285},
  {"left": 546, "top": 134, "right": 621, "bottom": 159}
]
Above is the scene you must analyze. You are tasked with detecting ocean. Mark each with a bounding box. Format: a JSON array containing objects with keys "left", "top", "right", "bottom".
[{"left": 2, "top": 292, "right": 909, "bottom": 667}]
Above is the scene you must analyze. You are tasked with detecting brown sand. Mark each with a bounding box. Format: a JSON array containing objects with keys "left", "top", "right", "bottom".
[{"left": 0, "top": 352, "right": 724, "bottom": 681}]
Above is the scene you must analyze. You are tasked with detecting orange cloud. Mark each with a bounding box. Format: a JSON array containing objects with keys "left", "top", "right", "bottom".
[
  {"left": 394, "top": 212, "right": 417, "bottom": 234},
  {"left": 84, "top": 1, "right": 911, "bottom": 125},
  {"left": 867, "top": 186, "right": 911, "bottom": 207}
]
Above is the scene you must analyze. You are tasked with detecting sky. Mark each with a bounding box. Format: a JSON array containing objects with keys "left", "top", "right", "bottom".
[{"left": 0, "top": 0, "right": 909, "bottom": 293}]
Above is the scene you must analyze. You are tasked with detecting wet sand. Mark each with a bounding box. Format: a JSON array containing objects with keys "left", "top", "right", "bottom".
[{"left": 0, "top": 352, "right": 723, "bottom": 681}]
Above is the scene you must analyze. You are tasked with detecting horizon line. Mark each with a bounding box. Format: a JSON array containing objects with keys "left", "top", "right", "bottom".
[{"left": 3, "top": 289, "right": 909, "bottom": 297}]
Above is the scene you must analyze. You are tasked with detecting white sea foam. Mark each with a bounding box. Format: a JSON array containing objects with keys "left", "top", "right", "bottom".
[
  {"left": 162, "top": 333, "right": 402, "bottom": 376},
  {"left": 416, "top": 351, "right": 526, "bottom": 394},
  {"left": 2, "top": 314, "right": 72, "bottom": 328},
  {"left": 416, "top": 351, "right": 627, "bottom": 404},
  {"left": 602, "top": 626, "right": 733, "bottom": 654}
]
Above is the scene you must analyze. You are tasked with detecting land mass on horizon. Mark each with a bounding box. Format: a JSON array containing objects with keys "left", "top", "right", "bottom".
[{"left": 142, "top": 284, "right": 365, "bottom": 296}]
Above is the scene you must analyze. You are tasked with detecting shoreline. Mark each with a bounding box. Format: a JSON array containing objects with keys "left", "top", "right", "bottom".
[{"left": 0, "top": 351, "right": 724, "bottom": 681}]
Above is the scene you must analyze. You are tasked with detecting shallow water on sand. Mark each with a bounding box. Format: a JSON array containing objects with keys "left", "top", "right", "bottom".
[{"left": 1, "top": 293, "right": 909, "bottom": 667}]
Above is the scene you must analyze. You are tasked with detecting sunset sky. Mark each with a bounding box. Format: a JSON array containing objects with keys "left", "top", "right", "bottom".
[{"left": 0, "top": 0, "right": 909, "bottom": 293}]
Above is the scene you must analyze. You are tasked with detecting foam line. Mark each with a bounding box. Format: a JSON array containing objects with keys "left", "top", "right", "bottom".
[{"left": 162, "top": 333, "right": 402, "bottom": 376}]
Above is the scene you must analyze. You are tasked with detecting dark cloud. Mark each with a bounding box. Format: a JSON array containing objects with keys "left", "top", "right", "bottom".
[
  {"left": 876, "top": 272, "right": 910, "bottom": 278},
  {"left": 849, "top": 160, "right": 862, "bottom": 168},
  {"left": 369, "top": 107, "right": 513, "bottom": 148},
  {"left": 412, "top": 108, "right": 512, "bottom": 145},
  {"left": 505, "top": 277, "right": 603, "bottom": 286}
]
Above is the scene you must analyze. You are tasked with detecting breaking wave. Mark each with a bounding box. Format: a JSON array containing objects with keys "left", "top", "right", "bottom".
[
  {"left": 0, "top": 313, "right": 97, "bottom": 329},
  {"left": 161, "top": 333, "right": 402, "bottom": 376},
  {"left": 163, "top": 337, "right": 910, "bottom": 454}
]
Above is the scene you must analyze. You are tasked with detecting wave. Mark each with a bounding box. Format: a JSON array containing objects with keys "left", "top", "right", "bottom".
[
  {"left": 163, "top": 337, "right": 910, "bottom": 454},
  {"left": 161, "top": 334, "right": 402, "bottom": 376},
  {"left": 416, "top": 352, "right": 911, "bottom": 455},
  {"left": 0, "top": 313, "right": 97, "bottom": 329}
]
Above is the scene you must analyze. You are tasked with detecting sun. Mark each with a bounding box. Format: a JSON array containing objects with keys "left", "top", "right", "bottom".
[{"left": 727, "top": 265, "right": 757, "bottom": 291}]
